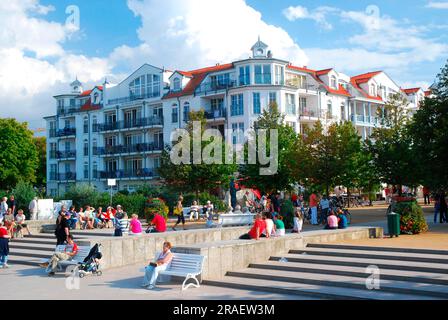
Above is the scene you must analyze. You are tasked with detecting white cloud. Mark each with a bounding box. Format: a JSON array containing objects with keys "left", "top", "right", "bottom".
[
  {"left": 282, "top": 5, "right": 336, "bottom": 30},
  {"left": 126, "top": 0, "right": 309, "bottom": 69},
  {"left": 426, "top": 1, "right": 448, "bottom": 9},
  {"left": 283, "top": 6, "right": 309, "bottom": 21}
]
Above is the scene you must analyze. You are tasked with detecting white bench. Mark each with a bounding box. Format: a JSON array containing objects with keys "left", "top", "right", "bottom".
[
  {"left": 151, "top": 251, "right": 206, "bottom": 291},
  {"left": 183, "top": 207, "right": 208, "bottom": 221},
  {"left": 41, "top": 245, "right": 91, "bottom": 272},
  {"left": 218, "top": 213, "right": 255, "bottom": 227}
]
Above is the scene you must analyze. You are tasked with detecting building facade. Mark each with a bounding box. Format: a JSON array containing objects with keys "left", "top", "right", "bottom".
[{"left": 45, "top": 40, "right": 426, "bottom": 196}]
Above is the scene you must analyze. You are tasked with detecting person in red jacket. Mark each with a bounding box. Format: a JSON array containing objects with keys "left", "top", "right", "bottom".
[{"left": 239, "top": 213, "right": 266, "bottom": 240}]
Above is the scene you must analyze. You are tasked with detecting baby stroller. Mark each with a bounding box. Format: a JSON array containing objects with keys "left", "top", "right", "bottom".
[{"left": 78, "top": 243, "right": 103, "bottom": 278}]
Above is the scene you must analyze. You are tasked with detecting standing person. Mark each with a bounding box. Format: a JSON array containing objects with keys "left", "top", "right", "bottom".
[
  {"left": 384, "top": 187, "right": 391, "bottom": 204},
  {"left": 114, "top": 213, "right": 130, "bottom": 236},
  {"left": 434, "top": 194, "right": 440, "bottom": 224},
  {"left": 260, "top": 194, "right": 267, "bottom": 211},
  {"left": 172, "top": 196, "right": 185, "bottom": 231},
  {"left": 29, "top": 197, "right": 38, "bottom": 220},
  {"left": 309, "top": 192, "right": 318, "bottom": 225},
  {"left": 14, "top": 209, "right": 31, "bottom": 237},
  {"left": 320, "top": 195, "right": 330, "bottom": 225},
  {"left": 141, "top": 241, "right": 174, "bottom": 290},
  {"left": 67, "top": 206, "right": 78, "bottom": 230},
  {"left": 270, "top": 193, "right": 281, "bottom": 213},
  {"left": 54, "top": 209, "right": 70, "bottom": 246},
  {"left": 423, "top": 186, "right": 430, "bottom": 205},
  {"left": 0, "top": 197, "right": 8, "bottom": 223},
  {"left": 129, "top": 214, "right": 142, "bottom": 235},
  {"left": 7, "top": 195, "right": 17, "bottom": 217},
  {"left": 0, "top": 222, "right": 11, "bottom": 268},
  {"left": 439, "top": 192, "right": 447, "bottom": 223}
]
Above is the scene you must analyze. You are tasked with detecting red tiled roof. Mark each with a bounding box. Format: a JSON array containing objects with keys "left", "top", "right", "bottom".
[
  {"left": 286, "top": 65, "right": 316, "bottom": 74},
  {"left": 350, "top": 78, "right": 383, "bottom": 101},
  {"left": 78, "top": 86, "right": 103, "bottom": 97},
  {"left": 177, "top": 71, "right": 193, "bottom": 78},
  {"left": 351, "top": 71, "right": 382, "bottom": 84},
  {"left": 80, "top": 98, "right": 102, "bottom": 111},
  {"left": 424, "top": 90, "right": 432, "bottom": 96},
  {"left": 402, "top": 87, "right": 421, "bottom": 95},
  {"left": 316, "top": 68, "right": 333, "bottom": 76},
  {"left": 163, "top": 63, "right": 234, "bottom": 99}
]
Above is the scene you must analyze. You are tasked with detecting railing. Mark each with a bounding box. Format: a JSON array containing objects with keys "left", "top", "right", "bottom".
[
  {"left": 95, "top": 116, "right": 163, "bottom": 132},
  {"left": 50, "top": 150, "right": 77, "bottom": 159},
  {"left": 93, "top": 143, "right": 163, "bottom": 156},
  {"left": 350, "top": 114, "right": 380, "bottom": 125},
  {"left": 194, "top": 81, "right": 236, "bottom": 95},
  {"left": 49, "top": 172, "right": 57, "bottom": 181},
  {"left": 56, "top": 127, "right": 76, "bottom": 137},
  {"left": 107, "top": 91, "right": 161, "bottom": 105},
  {"left": 299, "top": 108, "right": 319, "bottom": 118},
  {"left": 99, "top": 168, "right": 158, "bottom": 179},
  {"left": 204, "top": 108, "right": 226, "bottom": 119},
  {"left": 57, "top": 103, "right": 102, "bottom": 115},
  {"left": 58, "top": 172, "right": 76, "bottom": 181}
]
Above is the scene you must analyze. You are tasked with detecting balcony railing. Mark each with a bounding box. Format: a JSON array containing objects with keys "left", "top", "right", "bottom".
[
  {"left": 204, "top": 107, "right": 226, "bottom": 119},
  {"left": 194, "top": 81, "right": 236, "bottom": 95},
  {"left": 350, "top": 114, "right": 380, "bottom": 125},
  {"left": 94, "top": 117, "right": 163, "bottom": 132},
  {"left": 56, "top": 127, "right": 76, "bottom": 137},
  {"left": 94, "top": 142, "right": 163, "bottom": 156},
  {"left": 107, "top": 91, "right": 161, "bottom": 105},
  {"left": 299, "top": 108, "right": 319, "bottom": 117},
  {"left": 50, "top": 150, "right": 77, "bottom": 159},
  {"left": 49, "top": 172, "right": 57, "bottom": 181},
  {"left": 57, "top": 103, "right": 102, "bottom": 115},
  {"left": 99, "top": 168, "right": 158, "bottom": 179},
  {"left": 57, "top": 172, "right": 76, "bottom": 181}
]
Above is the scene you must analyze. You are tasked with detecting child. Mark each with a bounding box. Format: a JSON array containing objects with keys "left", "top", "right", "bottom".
[
  {"left": 292, "top": 208, "right": 303, "bottom": 233},
  {"left": 0, "top": 222, "right": 11, "bottom": 268},
  {"left": 129, "top": 214, "right": 142, "bottom": 235},
  {"left": 14, "top": 209, "right": 31, "bottom": 237}
]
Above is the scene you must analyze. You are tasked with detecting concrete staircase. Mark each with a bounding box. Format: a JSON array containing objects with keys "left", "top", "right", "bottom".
[{"left": 204, "top": 243, "right": 448, "bottom": 300}]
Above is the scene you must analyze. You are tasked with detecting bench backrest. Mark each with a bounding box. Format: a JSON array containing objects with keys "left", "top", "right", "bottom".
[
  {"left": 55, "top": 245, "right": 91, "bottom": 262},
  {"left": 155, "top": 251, "right": 205, "bottom": 273},
  {"left": 219, "top": 213, "right": 255, "bottom": 226}
]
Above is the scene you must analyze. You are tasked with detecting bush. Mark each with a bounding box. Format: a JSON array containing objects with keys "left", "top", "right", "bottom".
[
  {"left": 62, "top": 184, "right": 104, "bottom": 209},
  {"left": 393, "top": 200, "right": 428, "bottom": 234},
  {"left": 11, "top": 181, "right": 36, "bottom": 218},
  {"left": 144, "top": 197, "right": 169, "bottom": 222},
  {"left": 182, "top": 192, "right": 228, "bottom": 212},
  {"left": 112, "top": 193, "right": 147, "bottom": 218}
]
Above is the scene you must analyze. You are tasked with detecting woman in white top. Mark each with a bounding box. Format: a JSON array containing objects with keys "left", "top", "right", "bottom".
[
  {"left": 292, "top": 208, "right": 303, "bottom": 233},
  {"left": 142, "top": 241, "right": 174, "bottom": 289},
  {"left": 189, "top": 201, "right": 201, "bottom": 221},
  {"left": 263, "top": 212, "right": 275, "bottom": 237}
]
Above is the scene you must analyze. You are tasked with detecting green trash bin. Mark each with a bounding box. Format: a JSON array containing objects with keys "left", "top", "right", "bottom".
[{"left": 387, "top": 212, "right": 400, "bottom": 237}]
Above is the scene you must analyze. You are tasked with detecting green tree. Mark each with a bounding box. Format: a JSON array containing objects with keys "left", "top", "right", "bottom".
[
  {"left": 409, "top": 60, "right": 448, "bottom": 191},
  {"left": 33, "top": 136, "right": 46, "bottom": 187},
  {"left": 11, "top": 181, "right": 37, "bottom": 217},
  {"left": 240, "top": 102, "right": 298, "bottom": 193},
  {"left": 0, "top": 119, "right": 39, "bottom": 189},
  {"left": 158, "top": 109, "right": 237, "bottom": 197}
]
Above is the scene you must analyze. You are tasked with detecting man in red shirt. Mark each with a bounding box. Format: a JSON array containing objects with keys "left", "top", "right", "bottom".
[
  {"left": 423, "top": 186, "right": 430, "bottom": 205},
  {"left": 147, "top": 213, "right": 167, "bottom": 233},
  {"left": 309, "top": 193, "right": 318, "bottom": 225},
  {"left": 239, "top": 213, "right": 266, "bottom": 240},
  {"left": 39, "top": 234, "right": 78, "bottom": 276}
]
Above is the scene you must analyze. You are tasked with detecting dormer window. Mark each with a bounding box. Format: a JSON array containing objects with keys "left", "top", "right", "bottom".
[
  {"left": 93, "top": 92, "right": 99, "bottom": 104},
  {"left": 331, "top": 76, "right": 337, "bottom": 89},
  {"left": 370, "top": 83, "right": 376, "bottom": 96},
  {"left": 173, "top": 78, "right": 181, "bottom": 91}
]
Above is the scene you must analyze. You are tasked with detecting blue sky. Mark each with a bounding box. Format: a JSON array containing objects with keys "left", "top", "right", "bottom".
[{"left": 0, "top": 0, "right": 447, "bottom": 129}]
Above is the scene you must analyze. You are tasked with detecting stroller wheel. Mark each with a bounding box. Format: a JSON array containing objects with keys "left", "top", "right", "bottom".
[
  {"left": 79, "top": 272, "right": 85, "bottom": 278},
  {"left": 96, "top": 271, "right": 102, "bottom": 276}
]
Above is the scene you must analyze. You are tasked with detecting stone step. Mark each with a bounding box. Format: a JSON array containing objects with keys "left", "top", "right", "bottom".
[
  {"left": 204, "top": 276, "right": 436, "bottom": 300},
  {"left": 270, "top": 254, "right": 448, "bottom": 275},
  {"left": 23, "top": 234, "right": 58, "bottom": 240},
  {"left": 307, "top": 243, "right": 448, "bottom": 256},
  {"left": 290, "top": 248, "right": 448, "bottom": 264},
  {"left": 7, "top": 256, "right": 42, "bottom": 267},
  {"left": 11, "top": 237, "right": 57, "bottom": 245},
  {"left": 7, "top": 248, "right": 51, "bottom": 259},
  {"left": 249, "top": 261, "right": 448, "bottom": 285},
  {"left": 9, "top": 242, "right": 55, "bottom": 252},
  {"left": 68, "top": 230, "right": 113, "bottom": 237},
  {"left": 229, "top": 268, "right": 448, "bottom": 299}
]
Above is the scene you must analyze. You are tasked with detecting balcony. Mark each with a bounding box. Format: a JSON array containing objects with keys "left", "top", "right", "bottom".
[
  {"left": 299, "top": 108, "right": 319, "bottom": 118},
  {"left": 194, "top": 81, "right": 236, "bottom": 95},
  {"left": 350, "top": 114, "right": 380, "bottom": 125},
  {"left": 204, "top": 107, "right": 226, "bottom": 120},
  {"left": 107, "top": 91, "right": 161, "bottom": 105},
  {"left": 94, "top": 117, "right": 163, "bottom": 132},
  {"left": 58, "top": 172, "right": 76, "bottom": 181},
  {"left": 57, "top": 103, "right": 102, "bottom": 116},
  {"left": 93, "top": 142, "right": 163, "bottom": 156},
  {"left": 49, "top": 172, "right": 57, "bottom": 181},
  {"left": 99, "top": 168, "right": 158, "bottom": 179},
  {"left": 56, "top": 127, "right": 76, "bottom": 138},
  {"left": 50, "top": 150, "right": 77, "bottom": 160}
]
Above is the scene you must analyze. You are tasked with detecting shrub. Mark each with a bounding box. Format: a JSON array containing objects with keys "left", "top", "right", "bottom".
[
  {"left": 11, "top": 181, "right": 36, "bottom": 218},
  {"left": 62, "top": 184, "right": 103, "bottom": 209},
  {"left": 144, "top": 197, "right": 169, "bottom": 222},
  {"left": 112, "top": 193, "right": 147, "bottom": 218},
  {"left": 393, "top": 200, "right": 428, "bottom": 234},
  {"left": 182, "top": 192, "right": 228, "bottom": 212}
]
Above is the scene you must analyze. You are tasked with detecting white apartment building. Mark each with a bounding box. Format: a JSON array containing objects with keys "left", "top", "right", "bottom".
[{"left": 45, "top": 39, "right": 427, "bottom": 196}]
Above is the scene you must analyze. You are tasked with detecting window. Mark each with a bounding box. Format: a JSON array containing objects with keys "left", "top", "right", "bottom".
[
  {"left": 232, "top": 122, "right": 245, "bottom": 144},
  {"left": 172, "top": 104, "right": 178, "bottom": 123},
  {"left": 58, "top": 99, "right": 64, "bottom": 108},
  {"left": 269, "top": 92, "right": 277, "bottom": 106},
  {"left": 274, "top": 65, "right": 284, "bottom": 85},
  {"left": 211, "top": 73, "right": 230, "bottom": 88},
  {"left": 254, "top": 64, "right": 271, "bottom": 84},
  {"left": 370, "top": 83, "right": 376, "bottom": 96},
  {"left": 84, "top": 140, "right": 89, "bottom": 156},
  {"left": 93, "top": 92, "right": 99, "bottom": 104},
  {"left": 92, "top": 116, "right": 97, "bottom": 132},
  {"left": 154, "top": 157, "right": 161, "bottom": 169},
  {"left": 340, "top": 103, "right": 346, "bottom": 121},
  {"left": 230, "top": 94, "right": 244, "bottom": 116},
  {"left": 84, "top": 162, "right": 89, "bottom": 179},
  {"left": 331, "top": 76, "right": 337, "bottom": 89},
  {"left": 286, "top": 93, "right": 296, "bottom": 115},
  {"left": 285, "top": 73, "right": 306, "bottom": 88},
  {"left": 327, "top": 100, "right": 333, "bottom": 118},
  {"left": 287, "top": 121, "right": 296, "bottom": 131},
  {"left": 173, "top": 78, "right": 181, "bottom": 91},
  {"left": 239, "top": 66, "right": 250, "bottom": 85},
  {"left": 211, "top": 98, "right": 224, "bottom": 114},
  {"left": 253, "top": 93, "right": 261, "bottom": 114},
  {"left": 92, "top": 139, "right": 97, "bottom": 153},
  {"left": 129, "top": 74, "right": 161, "bottom": 98},
  {"left": 106, "top": 113, "right": 116, "bottom": 124},
  {"left": 64, "top": 141, "right": 70, "bottom": 151},
  {"left": 69, "top": 99, "right": 75, "bottom": 107},
  {"left": 83, "top": 117, "right": 89, "bottom": 134},
  {"left": 93, "top": 162, "right": 98, "bottom": 179},
  {"left": 183, "top": 102, "right": 190, "bottom": 122},
  {"left": 64, "top": 120, "right": 70, "bottom": 129}
]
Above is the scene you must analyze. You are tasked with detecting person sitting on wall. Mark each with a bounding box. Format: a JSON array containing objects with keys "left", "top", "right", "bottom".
[
  {"left": 273, "top": 213, "right": 285, "bottom": 236},
  {"left": 189, "top": 201, "right": 201, "bottom": 221},
  {"left": 325, "top": 211, "right": 339, "bottom": 230},
  {"left": 203, "top": 201, "right": 214, "bottom": 219},
  {"left": 14, "top": 209, "right": 31, "bottom": 237},
  {"left": 146, "top": 212, "right": 167, "bottom": 233},
  {"left": 239, "top": 213, "right": 266, "bottom": 240},
  {"left": 338, "top": 210, "right": 348, "bottom": 229}
]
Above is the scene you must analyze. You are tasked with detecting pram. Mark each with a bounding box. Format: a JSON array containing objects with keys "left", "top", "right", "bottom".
[{"left": 77, "top": 243, "right": 103, "bottom": 278}]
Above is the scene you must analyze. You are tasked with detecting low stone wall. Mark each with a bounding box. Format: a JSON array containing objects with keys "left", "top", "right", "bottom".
[
  {"left": 81, "top": 226, "right": 251, "bottom": 270},
  {"left": 173, "top": 227, "right": 383, "bottom": 280},
  {"left": 24, "top": 220, "right": 55, "bottom": 234}
]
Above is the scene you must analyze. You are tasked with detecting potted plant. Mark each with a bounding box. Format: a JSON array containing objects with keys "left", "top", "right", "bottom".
[{"left": 144, "top": 197, "right": 169, "bottom": 223}]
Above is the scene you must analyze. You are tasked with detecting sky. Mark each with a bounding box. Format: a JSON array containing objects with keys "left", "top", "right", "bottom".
[{"left": 1, "top": 0, "right": 447, "bottom": 131}]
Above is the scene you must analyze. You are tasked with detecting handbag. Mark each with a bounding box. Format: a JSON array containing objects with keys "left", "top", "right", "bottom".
[{"left": 173, "top": 207, "right": 182, "bottom": 216}]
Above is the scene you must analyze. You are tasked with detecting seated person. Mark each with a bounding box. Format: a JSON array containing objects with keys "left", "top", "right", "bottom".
[
  {"left": 325, "top": 211, "right": 339, "bottom": 230},
  {"left": 239, "top": 213, "right": 266, "bottom": 240},
  {"left": 83, "top": 206, "right": 95, "bottom": 229},
  {"left": 189, "top": 201, "right": 201, "bottom": 221},
  {"left": 261, "top": 212, "right": 275, "bottom": 237},
  {"left": 94, "top": 207, "right": 105, "bottom": 228},
  {"left": 129, "top": 214, "right": 142, "bottom": 235},
  {"left": 114, "top": 213, "right": 129, "bottom": 236},
  {"left": 103, "top": 206, "right": 116, "bottom": 228},
  {"left": 233, "top": 205, "right": 243, "bottom": 215},
  {"left": 203, "top": 201, "right": 214, "bottom": 218},
  {"left": 142, "top": 241, "right": 174, "bottom": 289},
  {"left": 146, "top": 213, "right": 167, "bottom": 233},
  {"left": 14, "top": 209, "right": 31, "bottom": 236},
  {"left": 3, "top": 209, "right": 15, "bottom": 238},
  {"left": 67, "top": 206, "right": 78, "bottom": 230},
  {"left": 78, "top": 207, "right": 86, "bottom": 229},
  {"left": 39, "top": 235, "right": 78, "bottom": 276},
  {"left": 338, "top": 211, "right": 348, "bottom": 229},
  {"left": 273, "top": 213, "right": 285, "bottom": 236},
  {"left": 205, "top": 210, "right": 219, "bottom": 228},
  {"left": 292, "top": 209, "right": 303, "bottom": 233}
]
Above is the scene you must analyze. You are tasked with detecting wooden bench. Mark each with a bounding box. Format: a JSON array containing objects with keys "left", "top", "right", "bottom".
[
  {"left": 41, "top": 245, "right": 91, "bottom": 272},
  {"left": 151, "top": 251, "right": 206, "bottom": 291},
  {"left": 218, "top": 213, "right": 255, "bottom": 227}
]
